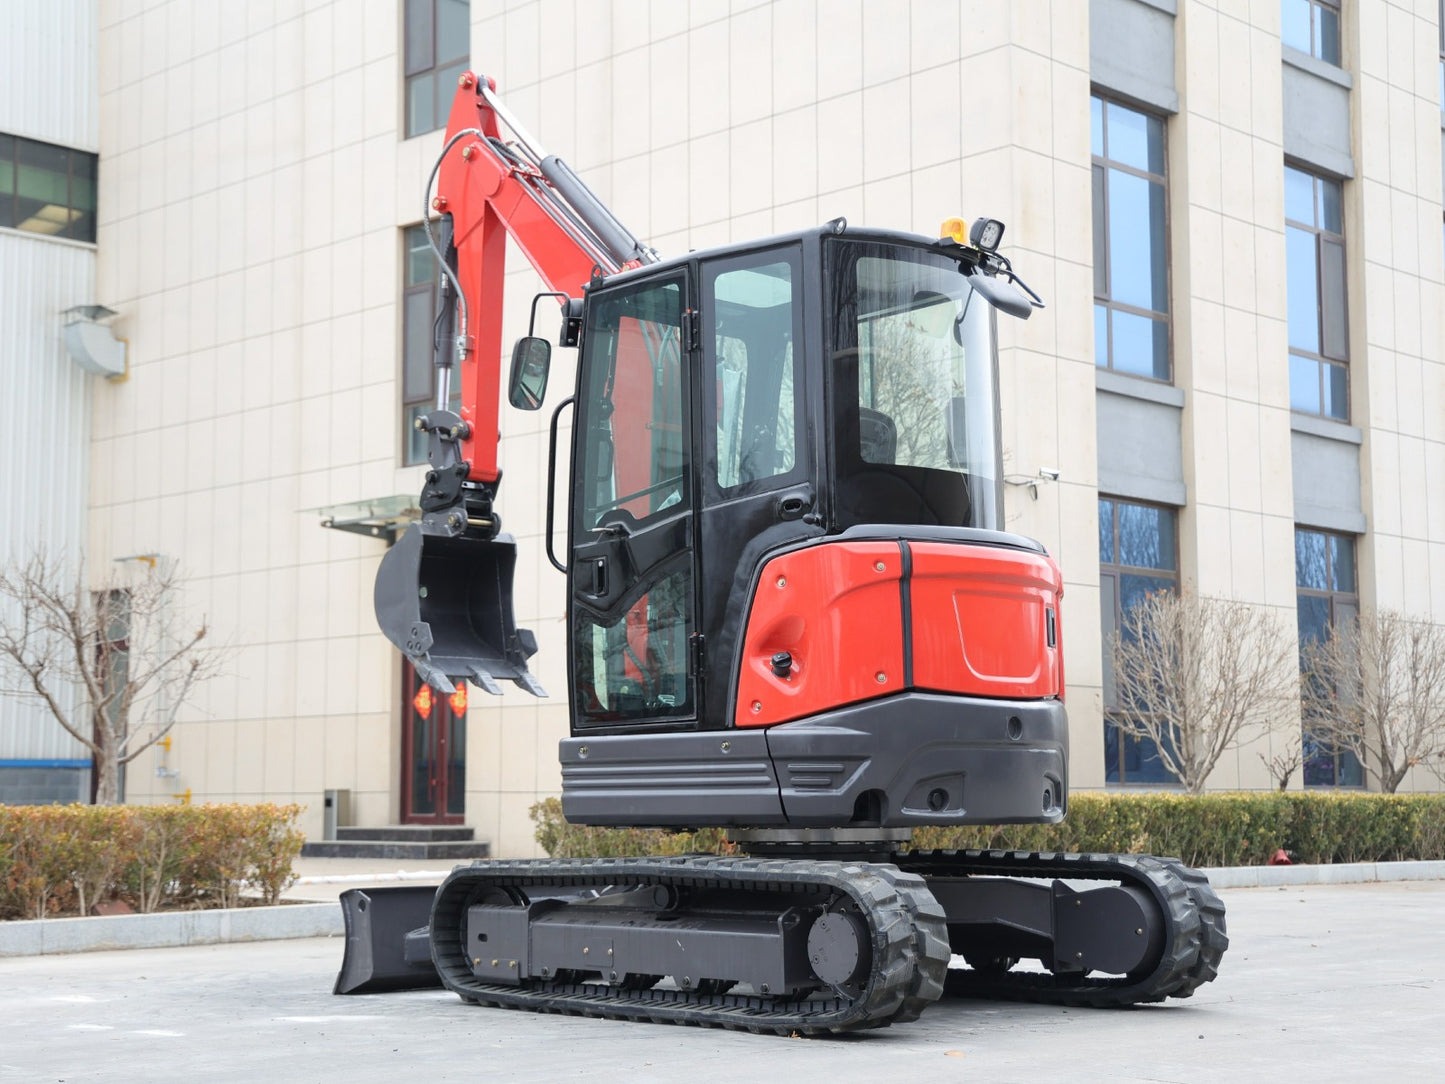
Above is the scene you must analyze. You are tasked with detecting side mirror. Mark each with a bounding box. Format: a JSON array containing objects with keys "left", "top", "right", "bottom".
[
  {"left": 508, "top": 336, "right": 551, "bottom": 410},
  {"left": 963, "top": 269, "right": 1034, "bottom": 321}
]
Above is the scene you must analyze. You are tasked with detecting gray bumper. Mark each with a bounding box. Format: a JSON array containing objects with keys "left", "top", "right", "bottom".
[{"left": 560, "top": 692, "right": 1068, "bottom": 829}]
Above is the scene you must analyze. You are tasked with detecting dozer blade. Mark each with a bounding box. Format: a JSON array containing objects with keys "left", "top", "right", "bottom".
[
  {"left": 374, "top": 523, "right": 545, "bottom": 695},
  {"left": 333, "top": 885, "right": 442, "bottom": 995}
]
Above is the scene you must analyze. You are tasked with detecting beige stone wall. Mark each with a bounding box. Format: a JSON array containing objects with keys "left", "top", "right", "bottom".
[
  {"left": 1171, "top": 0, "right": 1299, "bottom": 790},
  {"left": 85, "top": 0, "right": 1445, "bottom": 850},
  {"left": 1351, "top": 0, "right": 1445, "bottom": 791},
  {"left": 92, "top": 0, "right": 437, "bottom": 834}
]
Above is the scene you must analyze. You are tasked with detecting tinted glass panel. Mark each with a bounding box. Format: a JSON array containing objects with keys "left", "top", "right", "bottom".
[
  {"left": 1119, "top": 572, "right": 1170, "bottom": 626},
  {"left": 574, "top": 567, "right": 694, "bottom": 724},
  {"left": 1106, "top": 102, "right": 1163, "bottom": 174},
  {"left": 576, "top": 278, "right": 687, "bottom": 532},
  {"left": 1289, "top": 354, "right": 1320, "bottom": 413},
  {"left": 5, "top": 136, "right": 96, "bottom": 241},
  {"left": 831, "top": 240, "right": 1002, "bottom": 531},
  {"left": 407, "top": 72, "right": 436, "bottom": 139},
  {"left": 1108, "top": 170, "right": 1167, "bottom": 311},
  {"left": 1320, "top": 238, "right": 1347, "bottom": 360},
  {"left": 1296, "top": 593, "right": 1330, "bottom": 646},
  {"left": 1284, "top": 167, "right": 1315, "bottom": 224},
  {"left": 1315, "top": 4, "right": 1341, "bottom": 65},
  {"left": 1330, "top": 534, "right": 1355, "bottom": 591},
  {"left": 1091, "top": 165, "right": 1106, "bottom": 295},
  {"left": 1099, "top": 499, "right": 1115, "bottom": 562},
  {"left": 1295, "top": 529, "right": 1328, "bottom": 589},
  {"left": 406, "top": 227, "right": 434, "bottom": 287},
  {"left": 437, "top": 0, "right": 469, "bottom": 57},
  {"left": 1110, "top": 309, "right": 1168, "bottom": 380},
  {"left": 1117, "top": 502, "right": 1175, "bottom": 570},
  {"left": 711, "top": 260, "right": 798, "bottom": 488},
  {"left": 1093, "top": 303, "right": 1108, "bottom": 368},
  {"left": 405, "top": 0, "right": 434, "bottom": 75},
  {"left": 0, "top": 136, "right": 13, "bottom": 229},
  {"left": 1318, "top": 176, "right": 1342, "bottom": 233},
  {"left": 1281, "top": 0, "right": 1312, "bottom": 53},
  {"left": 1285, "top": 227, "right": 1320, "bottom": 353},
  {"left": 1323, "top": 361, "right": 1348, "bottom": 419},
  {"left": 70, "top": 150, "right": 96, "bottom": 210},
  {"left": 403, "top": 289, "right": 436, "bottom": 401}
]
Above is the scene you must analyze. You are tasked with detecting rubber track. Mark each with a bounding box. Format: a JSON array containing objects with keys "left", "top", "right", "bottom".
[
  {"left": 896, "top": 850, "right": 1229, "bottom": 1008},
  {"left": 428, "top": 856, "right": 952, "bottom": 1035}
]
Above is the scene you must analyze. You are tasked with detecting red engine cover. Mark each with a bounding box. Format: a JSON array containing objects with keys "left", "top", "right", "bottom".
[
  {"left": 734, "top": 543, "right": 905, "bottom": 727},
  {"left": 734, "top": 540, "right": 1063, "bottom": 728},
  {"left": 908, "top": 542, "right": 1063, "bottom": 700}
]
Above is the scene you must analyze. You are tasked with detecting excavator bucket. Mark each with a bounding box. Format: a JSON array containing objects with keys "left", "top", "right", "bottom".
[
  {"left": 333, "top": 885, "right": 441, "bottom": 994},
  {"left": 374, "top": 524, "right": 545, "bottom": 697}
]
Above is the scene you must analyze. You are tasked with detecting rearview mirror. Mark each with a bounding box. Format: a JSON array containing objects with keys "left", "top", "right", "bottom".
[
  {"left": 964, "top": 269, "right": 1034, "bottom": 321},
  {"left": 508, "top": 336, "right": 551, "bottom": 410}
]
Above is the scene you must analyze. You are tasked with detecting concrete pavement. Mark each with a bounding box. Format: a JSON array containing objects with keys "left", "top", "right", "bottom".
[{"left": 0, "top": 880, "right": 1440, "bottom": 1082}]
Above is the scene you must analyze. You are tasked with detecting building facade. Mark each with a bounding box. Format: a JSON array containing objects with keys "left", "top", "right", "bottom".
[
  {"left": 2, "top": 0, "right": 1443, "bottom": 852},
  {"left": 0, "top": 0, "right": 102, "bottom": 802}
]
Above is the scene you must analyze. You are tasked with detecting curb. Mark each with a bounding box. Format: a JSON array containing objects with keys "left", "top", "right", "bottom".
[
  {"left": 3, "top": 861, "right": 1442, "bottom": 958},
  {"left": 1202, "top": 859, "right": 1445, "bottom": 889},
  {"left": 0, "top": 902, "right": 342, "bottom": 958}
]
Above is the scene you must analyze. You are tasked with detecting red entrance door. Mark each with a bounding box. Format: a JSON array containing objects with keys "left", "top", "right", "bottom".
[{"left": 400, "top": 660, "right": 466, "bottom": 823}]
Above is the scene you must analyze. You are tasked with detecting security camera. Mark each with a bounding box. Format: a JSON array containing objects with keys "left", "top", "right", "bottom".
[{"left": 1038, "top": 468, "right": 1061, "bottom": 482}]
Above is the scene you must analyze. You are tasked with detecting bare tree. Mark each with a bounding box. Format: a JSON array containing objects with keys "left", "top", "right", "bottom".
[
  {"left": 1110, "top": 590, "right": 1298, "bottom": 794},
  {"left": 1258, "top": 743, "right": 1304, "bottom": 792},
  {"left": 1300, "top": 609, "right": 1445, "bottom": 793},
  {"left": 0, "top": 553, "right": 224, "bottom": 804}
]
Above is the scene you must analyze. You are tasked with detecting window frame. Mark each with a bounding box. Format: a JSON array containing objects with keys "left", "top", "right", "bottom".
[
  {"left": 0, "top": 132, "right": 98, "bottom": 243},
  {"left": 1091, "top": 93, "right": 1172, "bottom": 384},
  {"left": 403, "top": 0, "right": 471, "bottom": 140},
  {"left": 1294, "top": 526, "right": 1364, "bottom": 788},
  {"left": 701, "top": 247, "right": 806, "bottom": 499},
  {"left": 1281, "top": 0, "right": 1342, "bottom": 66},
  {"left": 400, "top": 223, "right": 456, "bottom": 466},
  {"left": 1284, "top": 164, "right": 1349, "bottom": 421},
  {"left": 1098, "top": 496, "right": 1182, "bottom": 786}
]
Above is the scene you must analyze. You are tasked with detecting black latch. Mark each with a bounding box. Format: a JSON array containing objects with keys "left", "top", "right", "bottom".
[{"left": 770, "top": 651, "right": 793, "bottom": 678}]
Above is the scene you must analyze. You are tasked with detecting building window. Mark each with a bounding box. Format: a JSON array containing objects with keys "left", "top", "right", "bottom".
[
  {"left": 1091, "top": 97, "right": 1170, "bottom": 382},
  {"left": 0, "top": 132, "right": 98, "bottom": 243},
  {"left": 1281, "top": 0, "right": 1341, "bottom": 65},
  {"left": 401, "top": 224, "right": 457, "bottom": 465},
  {"left": 1098, "top": 497, "right": 1180, "bottom": 784},
  {"left": 1295, "top": 527, "right": 1364, "bottom": 787},
  {"left": 404, "top": 0, "right": 470, "bottom": 139},
  {"left": 1285, "top": 166, "right": 1348, "bottom": 420}
]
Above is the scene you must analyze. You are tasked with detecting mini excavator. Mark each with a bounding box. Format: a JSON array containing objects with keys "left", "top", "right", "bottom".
[{"left": 335, "top": 73, "right": 1227, "bottom": 1033}]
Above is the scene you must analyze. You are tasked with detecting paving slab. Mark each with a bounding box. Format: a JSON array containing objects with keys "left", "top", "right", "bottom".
[{"left": 0, "top": 880, "right": 1440, "bottom": 1082}]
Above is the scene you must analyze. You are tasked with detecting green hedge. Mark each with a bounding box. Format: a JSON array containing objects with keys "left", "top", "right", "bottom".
[
  {"left": 530, "top": 793, "right": 1445, "bottom": 868},
  {"left": 0, "top": 803, "right": 305, "bottom": 920}
]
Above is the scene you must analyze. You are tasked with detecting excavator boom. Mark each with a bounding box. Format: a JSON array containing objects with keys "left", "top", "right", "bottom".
[{"left": 374, "top": 72, "right": 652, "bottom": 694}]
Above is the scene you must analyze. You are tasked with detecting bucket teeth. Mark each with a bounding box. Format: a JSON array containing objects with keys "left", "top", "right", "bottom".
[
  {"left": 513, "top": 669, "right": 547, "bottom": 698},
  {"left": 469, "top": 667, "right": 504, "bottom": 696},
  {"left": 412, "top": 657, "right": 457, "bottom": 694}
]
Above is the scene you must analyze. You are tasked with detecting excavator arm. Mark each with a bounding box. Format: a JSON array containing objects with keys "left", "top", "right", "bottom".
[{"left": 374, "top": 71, "right": 653, "bottom": 694}]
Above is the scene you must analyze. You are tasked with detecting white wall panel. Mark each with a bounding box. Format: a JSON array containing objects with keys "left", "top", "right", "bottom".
[
  {"left": 0, "top": 0, "right": 98, "bottom": 149},
  {"left": 0, "top": 231, "right": 95, "bottom": 760}
]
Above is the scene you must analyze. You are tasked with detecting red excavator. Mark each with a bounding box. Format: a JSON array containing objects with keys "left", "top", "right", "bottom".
[{"left": 336, "top": 73, "right": 1226, "bottom": 1033}]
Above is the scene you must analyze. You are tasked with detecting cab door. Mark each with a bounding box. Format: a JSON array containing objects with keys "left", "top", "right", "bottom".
[
  {"left": 696, "top": 246, "right": 816, "bottom": 725},
  {"left": 567, "top": 271, "right": 700, "bottom": 730}
]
